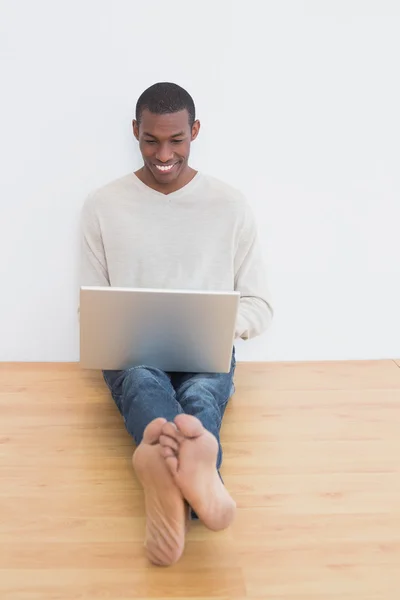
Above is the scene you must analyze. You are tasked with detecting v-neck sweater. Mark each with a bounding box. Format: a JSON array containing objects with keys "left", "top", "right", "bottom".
[{"left": 80, "top": 171, "right": 273, "bottom": 340}]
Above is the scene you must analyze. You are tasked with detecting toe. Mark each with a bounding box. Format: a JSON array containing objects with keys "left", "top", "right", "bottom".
[
  {"left": 142, "top": 418, "right": 167, "bottom": 444},
  {"left": 159, "top": 434, "right": 179, "bottom": 453},
  {"left": 161, "top": 444, "right": 176, "bottom": 459},
  {"left": 174, "top": 414, "right": 204, "bottom": 438},
  {"left": 161, "top": 447, "right": 179, "bottom": 476},
  {"left": 162, "top": 421, "right": 183, "bottom": 443}
]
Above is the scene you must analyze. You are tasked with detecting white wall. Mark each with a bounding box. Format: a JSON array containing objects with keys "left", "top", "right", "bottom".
[{"left": 1, "top": 0, "right": 399, "bottom": 363}]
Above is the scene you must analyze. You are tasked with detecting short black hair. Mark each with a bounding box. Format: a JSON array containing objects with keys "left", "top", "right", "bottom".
[{"left": 135, "top": 82, "right": 196, "bottom": 127}]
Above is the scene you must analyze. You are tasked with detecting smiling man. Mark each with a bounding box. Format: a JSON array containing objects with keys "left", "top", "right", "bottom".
[
  {"left": 133, "top": 86, "right": 199, "bottom": 192},
  {"left": 80, "top": 82, "right": 273, "bottom": 566}
]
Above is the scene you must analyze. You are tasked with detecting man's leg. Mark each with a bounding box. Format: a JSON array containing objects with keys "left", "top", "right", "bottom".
[
  {"left": 159, "top": 348, "right": 237, "bottom": 530},
  {"left": 103, "top": 365, "right": 184, "bottom": 445},
  {"left": 103, "top": 367, "right": 186, "bottom": 566},
  {"left": 170, "top": 347, "right": 236, "bottom": 469}
]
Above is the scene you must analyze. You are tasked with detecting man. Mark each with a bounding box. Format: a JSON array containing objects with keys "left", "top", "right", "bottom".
[{"left": 80, "top": 82, "right": 273, "bottom": 566}]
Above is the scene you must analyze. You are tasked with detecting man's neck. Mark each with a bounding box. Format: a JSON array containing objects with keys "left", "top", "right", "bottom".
[{"left": 135, "top": 165, "right": 197, "bottom": 195}]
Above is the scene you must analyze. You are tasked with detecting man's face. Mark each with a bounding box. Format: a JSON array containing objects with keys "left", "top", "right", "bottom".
[{"left": 133, "top": 109, "right": 200, "bottom": 186}]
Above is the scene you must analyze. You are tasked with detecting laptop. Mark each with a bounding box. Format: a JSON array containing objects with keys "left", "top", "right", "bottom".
[{"left": 79, "top": 286, "right": 240, "bottom": 373}]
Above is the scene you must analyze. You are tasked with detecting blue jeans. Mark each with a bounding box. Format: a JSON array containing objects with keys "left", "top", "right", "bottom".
[{"left": 103, "top": 347, "right": 236, "bottom": 470}]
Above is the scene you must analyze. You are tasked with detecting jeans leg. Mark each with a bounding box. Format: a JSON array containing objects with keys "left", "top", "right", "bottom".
[
  {"left": 103, "top": 366, "right": 183, "bottom": 446},
  {"left": 171, "top": 348, "right": 236, "bottom": 470}
]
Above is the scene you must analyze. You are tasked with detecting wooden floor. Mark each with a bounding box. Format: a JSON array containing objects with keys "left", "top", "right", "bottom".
[{"left": 1, "top": 360, "right": 400, "bottom": 599}]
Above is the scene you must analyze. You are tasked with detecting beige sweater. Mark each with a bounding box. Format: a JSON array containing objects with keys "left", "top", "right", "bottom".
[{"left": 80, "top": 171, "right": 273, "bottom": 340}]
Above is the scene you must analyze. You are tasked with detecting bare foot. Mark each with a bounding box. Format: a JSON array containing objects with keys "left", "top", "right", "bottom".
[
  {"left": 132, "top": 418, "right": 187, "bottom": 566},
  {"left": 159, "top": 414, "right": 236, "bottom": 531}
]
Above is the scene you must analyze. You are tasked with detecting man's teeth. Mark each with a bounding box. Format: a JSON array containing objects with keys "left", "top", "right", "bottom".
[{"left": 156, "top": 164, "right": 175, "bottom": 171}]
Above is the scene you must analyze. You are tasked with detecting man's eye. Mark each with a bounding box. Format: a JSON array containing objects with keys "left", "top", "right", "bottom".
[
  {"left": 145, "top": 140, "right": 157, "bottom": 144},
  {"left": 172, "top": 140, "right": 183, "bottom": 144}
]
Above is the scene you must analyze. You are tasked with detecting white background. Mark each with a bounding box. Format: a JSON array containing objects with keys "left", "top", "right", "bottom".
[{"left": 1, "top": 0, "right": 399, "bottom": 363}]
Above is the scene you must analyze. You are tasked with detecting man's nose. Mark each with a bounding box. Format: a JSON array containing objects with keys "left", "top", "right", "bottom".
[{"left": 155, "top": 143, "right": 174, "bottom": 163}]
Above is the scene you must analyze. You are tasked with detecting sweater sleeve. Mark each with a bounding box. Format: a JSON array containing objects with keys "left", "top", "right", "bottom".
[
  {"left": 80, "top": 196, "right": 110, "bottom": 287},
  {"left": 234, "top": 202, "right": 273, "bottom": 340}
]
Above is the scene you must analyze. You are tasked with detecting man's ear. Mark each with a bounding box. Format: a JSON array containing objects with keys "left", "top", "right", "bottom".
[
  {"left": 191, "top": 119, "right": 200, "bottom": 141},
  {"left": 132, "top": 119, "right": 139, "bottom": 141}
]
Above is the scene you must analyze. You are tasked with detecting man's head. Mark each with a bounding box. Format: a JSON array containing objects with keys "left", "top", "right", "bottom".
[{"left": 133, "top": 82, "right": 200, "bottom": 189}]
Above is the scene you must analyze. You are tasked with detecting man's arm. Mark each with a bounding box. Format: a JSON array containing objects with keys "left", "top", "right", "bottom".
[
  {"left": 80, "top": 196, "right": 110, "bottom": 287},
  {"left": 234, "top": 203, "right": 273, "bottom": 340}
]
